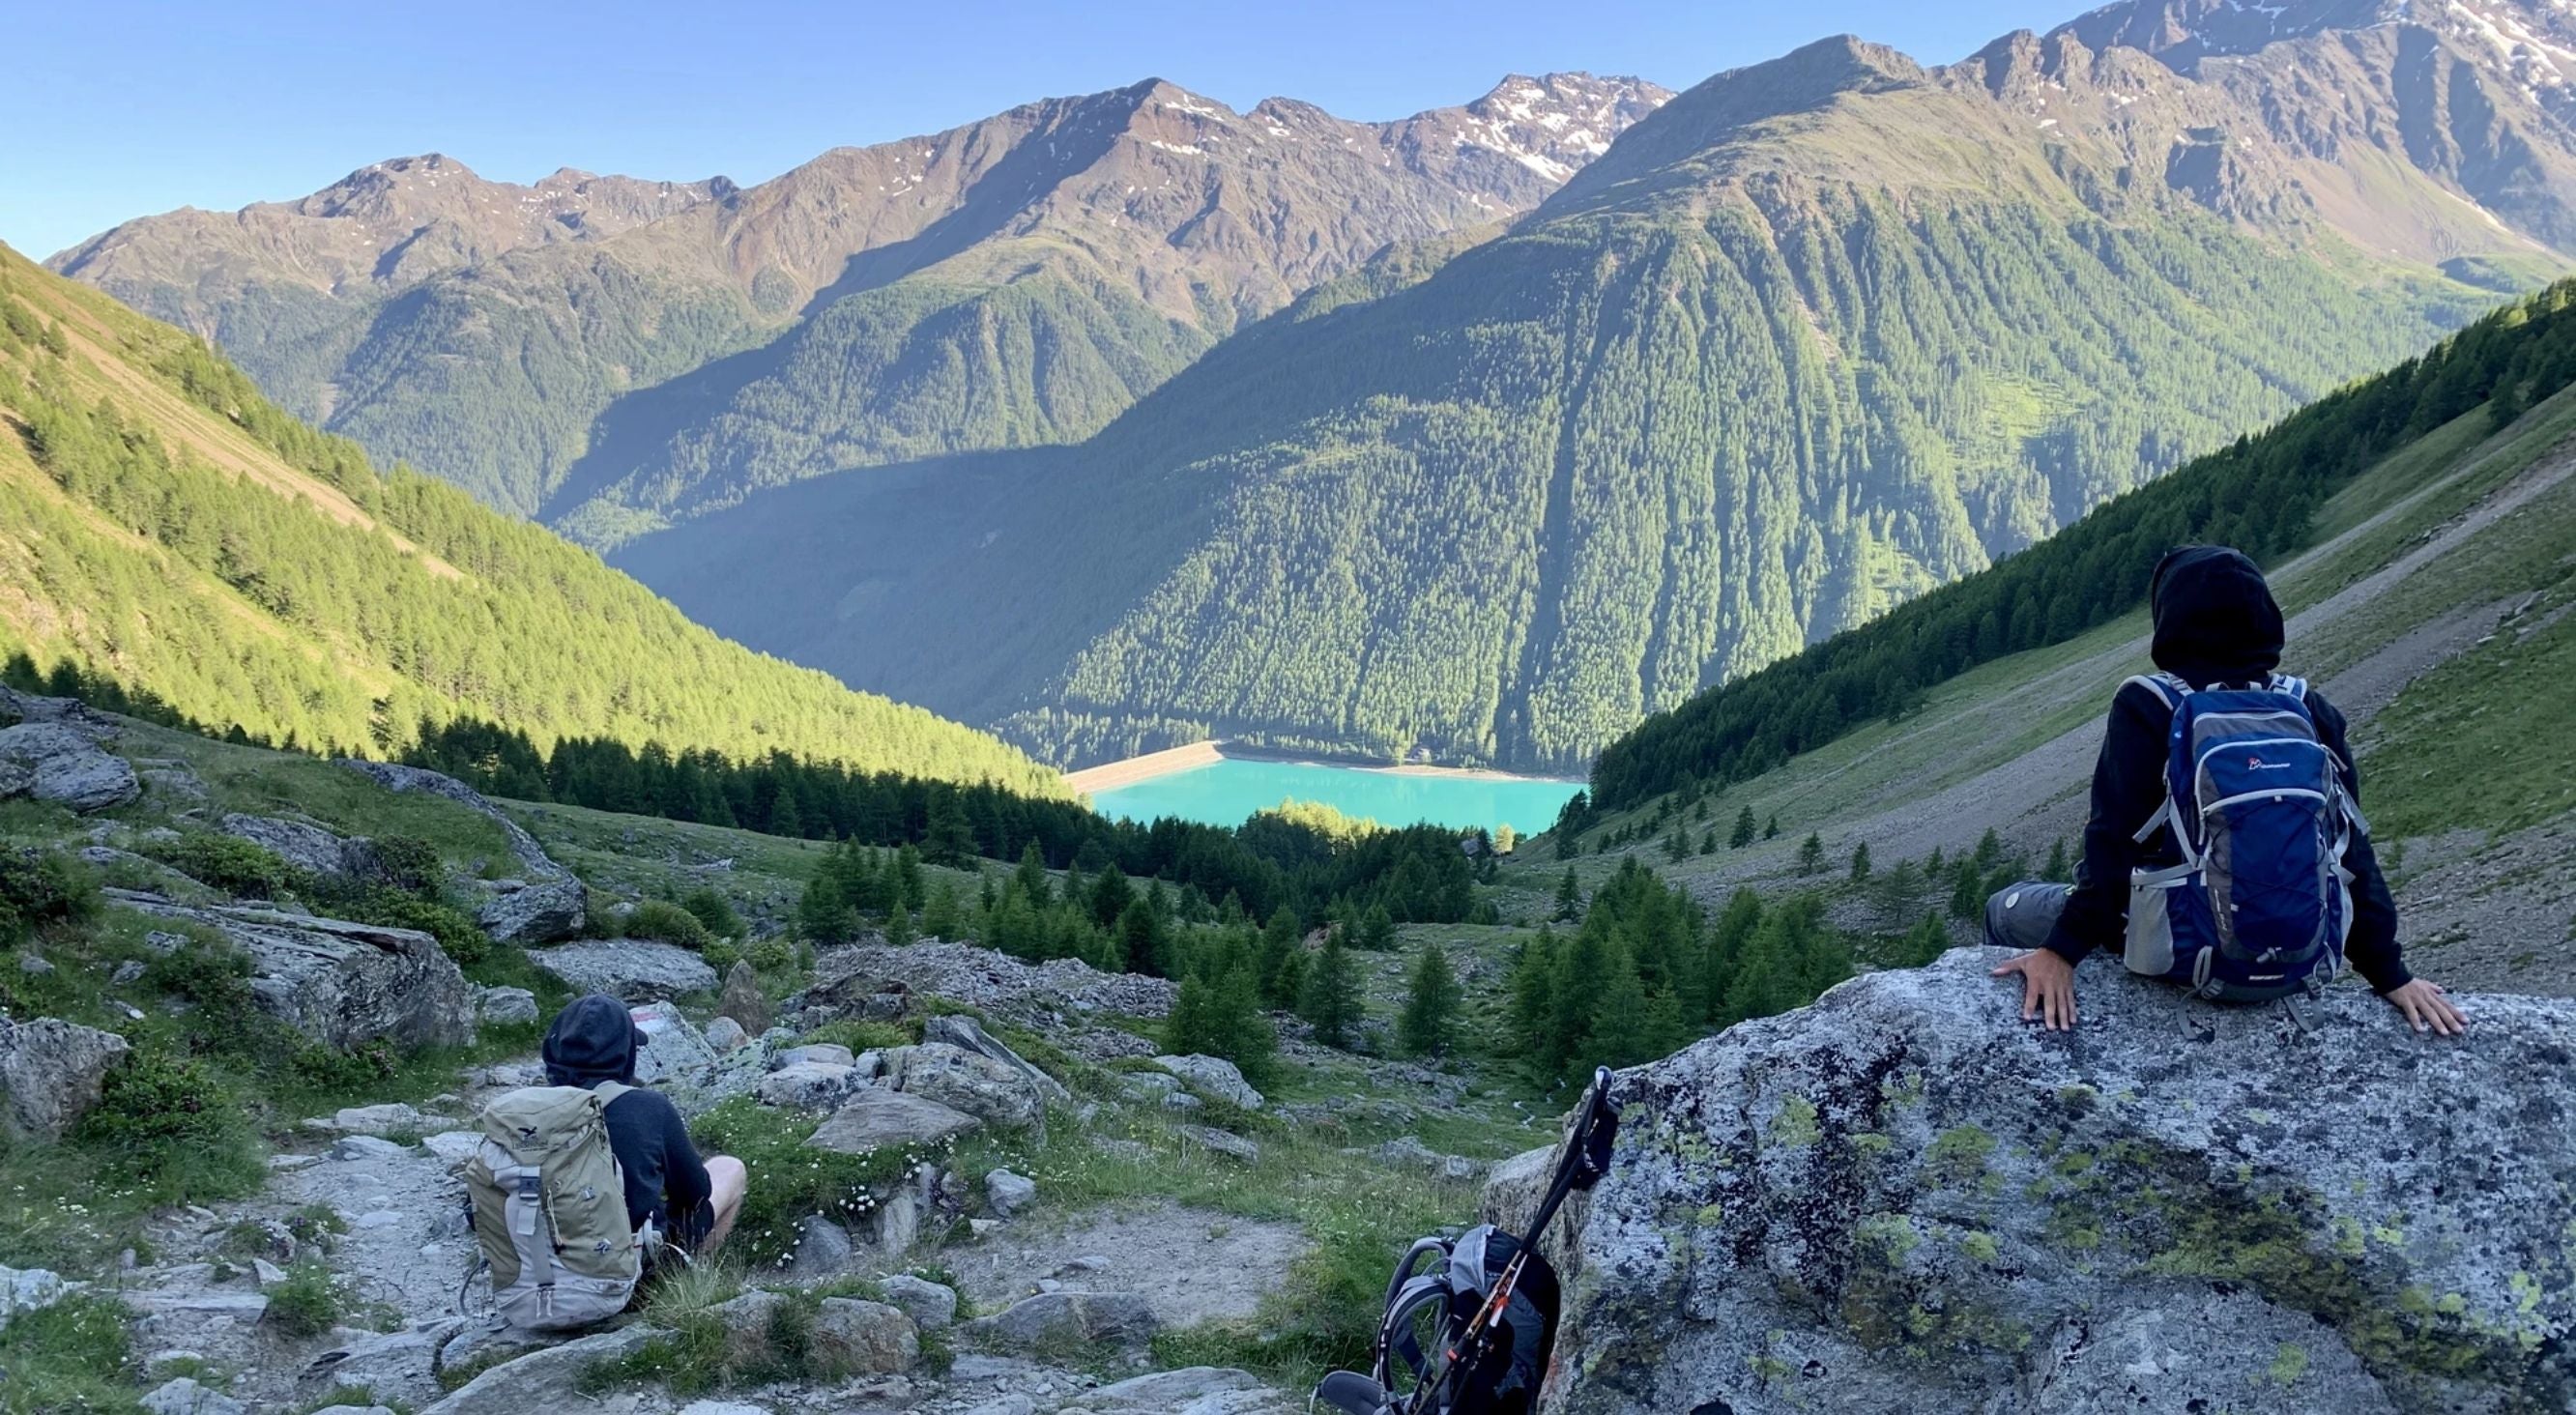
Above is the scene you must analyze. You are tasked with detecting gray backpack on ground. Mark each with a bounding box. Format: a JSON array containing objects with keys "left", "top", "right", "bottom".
[{"left": 463, "top": 1083, "right": 649, "bottom": 1329}]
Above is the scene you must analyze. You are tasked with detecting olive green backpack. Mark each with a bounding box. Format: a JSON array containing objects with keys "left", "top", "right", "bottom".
[{"left": 463, "top": 1083, "right": 647, "bottom": 1329}]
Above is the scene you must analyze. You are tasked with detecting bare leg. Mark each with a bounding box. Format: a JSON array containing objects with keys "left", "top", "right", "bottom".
[{"left": 700, "top": 1155, "right": 747, "bottom": 1255}]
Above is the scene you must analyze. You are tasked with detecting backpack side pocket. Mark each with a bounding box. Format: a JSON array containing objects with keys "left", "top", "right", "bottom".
[{"left": 2125, "top": 863, "right": 2192, "bottom": 976}]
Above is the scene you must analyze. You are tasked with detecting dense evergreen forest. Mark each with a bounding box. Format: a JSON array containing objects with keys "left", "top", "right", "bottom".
[
  {"left": 622, "top": 62, "right": 2499, "bottom": 772},
  {"left": 0, "top": 247, "right": 1063, "bottom": 798},
  {"left": 1590, "top": 277, "right": 2576, "bottom": 807}
]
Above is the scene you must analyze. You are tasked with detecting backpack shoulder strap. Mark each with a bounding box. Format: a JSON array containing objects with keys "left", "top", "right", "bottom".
[
  {"left": 2122, "top": 675, "right": 2188, "bottom": 847},
  {"left": 2270, "top": 673, "right": 2308, "bottom": 701},
  {"left": 590, "top": 1081, "right": 633, "bottom": 1108}
]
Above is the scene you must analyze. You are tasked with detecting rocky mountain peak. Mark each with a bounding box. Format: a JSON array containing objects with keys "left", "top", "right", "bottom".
[{"left": 1447, "top": 72, "right": 1676, "bottom": 182}]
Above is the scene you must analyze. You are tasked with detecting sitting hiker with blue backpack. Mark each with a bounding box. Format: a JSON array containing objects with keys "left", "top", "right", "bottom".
[
  {"left": 463, "top": 994, "right": 749, "bottom": 1329},
  {"left": 1987, "top": 545, "right": 2468, "bottom": 1037}
]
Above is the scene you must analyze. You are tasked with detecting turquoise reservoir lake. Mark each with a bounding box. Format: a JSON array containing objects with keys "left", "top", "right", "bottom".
[{"left": 1086, "top": 756, "right": 1582, "bottom": 835}]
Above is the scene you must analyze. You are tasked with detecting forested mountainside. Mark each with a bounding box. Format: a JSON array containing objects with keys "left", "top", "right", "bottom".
[
  {"left": 0, "top": 243, "right": 1067, "bottom": 797},
  {"left": 619, "top": 8, "right": 2576, "bottom": 772},
  {"left": 1591, "top": 274, "right": 2576, "bottom": 806},
  {"left": 50, "top": 74, "right": 1667, "bottom": 532}
]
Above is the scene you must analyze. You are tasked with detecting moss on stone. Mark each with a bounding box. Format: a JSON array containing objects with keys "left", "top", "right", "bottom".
[
  {"left": 1769, "top": 1095, "right": 1821, "bottom": 1149},
  {"left": 1925, "top": 1124, "right": 1996, "bottom": 1187},
  {"left": 2270, "top": 1343, "right": 2310, "bottom": 1385}
]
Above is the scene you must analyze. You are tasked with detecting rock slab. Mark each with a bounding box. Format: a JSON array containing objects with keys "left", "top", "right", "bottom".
[
  {"left": 883, "top": 1041, "right": 1044, "bottom": 1130},
  {"left": 0, "top": 720, "right": 138, "bottom": 813},
  {"left": 805, "top": 1088, "right": 982, "bottom": 1155},
  {"left": 1533, "top": 948, "right": 2576, "bottom": 1414},
  {"left": 0, "top": 1015, "right": 130, "bottom": 1140},
  {"left": 1153, "top": 1054, "right": 1263, "bottom": 1109},
  {"left": 126, "top": 901, "right": 474, "bottom": 1049},
  {"left": 531, "top": 939, "right": 717, "bottom": 1001}
]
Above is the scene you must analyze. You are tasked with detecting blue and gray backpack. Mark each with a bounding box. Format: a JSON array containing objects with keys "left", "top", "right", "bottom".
[{"left": 2122, "top": 672, "right": 2359, "bottom": 1001}]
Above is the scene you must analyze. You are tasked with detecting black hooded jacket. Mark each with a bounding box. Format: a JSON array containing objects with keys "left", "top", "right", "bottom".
[
  {"left": 2039, "top": 546, "right": 2409, "bottom": 992},
  {"left": 540, "top": 994, "right": 711, "bottom": 1234}
]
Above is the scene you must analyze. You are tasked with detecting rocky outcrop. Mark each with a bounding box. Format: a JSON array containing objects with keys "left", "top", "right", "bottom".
[
  {"left": 926, "top": 1013, "right": 1069, "bottom": 1101},
  {"left": 961, "top": 1289, "right": 1160, "bottom": 1352},
  {"left": 0, "top": 720, "right": 138, "bottom": 813},
  {"left": 123, "top": 901, "right": 473, "bottom": 1049},
  {"left": 1154, "top": 1054, "right": 1263, "bottom": 1110},
  {"left": 1532, "top": 949, "right": 2576, "bottom": 1414},
  {"left": 217, "top": 814, "right": 365, "bottom": 880},
  {"left": 0, "top": 1015, "right": 130, "bottom": 1140},
  {"left": 757, "top": 1059, "right": 867, "bottom": 1111},
  {"left": 883, "top": 1041, "right": 1044, "bottom": 1130},
  {"left": 334, "top": 761, "right": 585, "bottom": 942},
  {"left": 1067, "top": 1367, "right": 1301, "bottom": 1413},
  {"left": 471, "top": 985, "right": 537, "bottom": 1027},
  {"left": 419, "top": 1324, "right": 658, "bottom": 1415},
  {"left": 529, "top": 939, "right": 716, "bottom": 1000},
  {"left": 715, "top": 959, "right": 769, "bottom": 1033},
  {"left": 805, "top": 1088, "right": 982, "bottom": 1154}
]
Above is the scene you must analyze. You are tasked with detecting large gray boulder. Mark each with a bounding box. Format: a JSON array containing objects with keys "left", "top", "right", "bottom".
[
  {"left": 1532, "top": 949, "right": 2576, "bottom": 1414},
  {"left": 217, "top": 813, "right": 362, "bottom": 880},
  {"left": 419, "top": 1325, "right": 658, "bottom": 1415},
  {"left": 126, "top": 902, "right": 473, "bottom": 1049},
  {"left": 473, "top": 880, "right": 585, "bottom": 946},
  {"left": 805, "top": 1088, "right": 982, "bottom": 1155},
  {"left": 299, "top": 1321, "right": 461, "bottom": 1409},
  {"left": 883, "top": 1041, "right": 1044, "bottom": 1130},
  {"left": 530, "top": 939, "right": 716, "bottom": 1001},
  {"left": 1153, "top": 1054, "right": 1263, "bottom": 1110},
  {"left": 960, "top": 1290, "right": 1160, "bottom": 1352},
  {"left": 925, "top": 1013, "right": 1069, "bottom": 1101},
  {"left": 811, "top": 1296, "right": 919, "bottom": 1373},
  {"left": 756, "top": 1060, "right": 866, "bottom": 1111},
  {"left": 0, "top": 1016, "right": 130, "bottom": 1140},
  {"left": 0, "top": 721, "right": 138, "bottom": 813},
  {"left": 335, "top": 761, "right": 585, "bottom": 942}
]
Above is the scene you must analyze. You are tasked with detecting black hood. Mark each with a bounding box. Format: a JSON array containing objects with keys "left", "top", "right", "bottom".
[
  {"left": 541, "top": 993, "right": 644, "bottom": 1087},
  {"left": 2148, "top": 545, "right": 2283, "bottom": 688}
]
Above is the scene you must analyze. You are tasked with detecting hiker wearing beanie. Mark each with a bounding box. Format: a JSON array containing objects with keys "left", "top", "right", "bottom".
[
  {"left": 539, "top": 994, "right": 748, "bottom": 1257},
  {"left": 1986, "top": 546, "right": 2466, "bottom": 1037}
]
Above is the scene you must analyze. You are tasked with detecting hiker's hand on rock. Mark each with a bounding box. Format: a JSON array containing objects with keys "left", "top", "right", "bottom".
[
  {"left": 1993, "top": 949, "right": 2077, "bottom": 1031},
  {"left": 2384, "top": 979, "right": 2467, "bottom": 1037}
]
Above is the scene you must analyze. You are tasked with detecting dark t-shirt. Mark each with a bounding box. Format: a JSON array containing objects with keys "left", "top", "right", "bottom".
[{"left": 599, "top": 1085, "right": 710, "bottom": 1236}]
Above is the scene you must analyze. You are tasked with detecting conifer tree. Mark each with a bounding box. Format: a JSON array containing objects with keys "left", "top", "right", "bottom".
[
  {"left": 893, "top": 843, "right": 927, "bottom": 910},
  {"left": 1257, "top": 906, "right": 1305, "bottom": 1007},
  {"left": 1397, "top": 936, "right": 1462, "bottom": 1058},
  {"left": 1090, "top": 868, "right": 1135, "bottom": 930},
  {"left": 1011, "top": 842, "right": 1052, "bottom": 907},
  {"left": 1730, "top": 806, "right": 1757, "bottom": 850},
  {"left": 1358, "top": 904, "right": 1397, "bottom": 953},
  {"left": 1700, "top": 829, "right": 1718, "bottom": 855},
  {"left": 922, "top": 787, "right": 977, "bottom": 865},
  {"left": 1975, "top": 828, "right": 2003, "bottom": 871},
  {"left": 1212, "top": 960, "right": 1276, "bottom": 1085},
  {"left": 1665, "top": 825, "right": 1692, "bottom": 863},
  {"left": 2044, "top": 838, "right": 2070, "bottom": 882},
  {"left": 1796, "top": 832, "right": 1826, "bottom": 876},
  {"left": 1508, "top": 927, "right": 1558, "bottom": 1045},
  {"left": 1554, "top": 868, "right": 1581, "bottom": 922},
  {"left": 1849, "top": 842, "right": 1872, "bottom": 882},
  {"left": 885, "top": 900, "right": 915, "bottom": 947},
  {"left": 1299, "top": 927, "right": 1364, "bottom": 1049},
  {"left": 1117, "top": 897, "right": 1166, "bottom": 977},
  {"left": 1764, "top": 815, "right": 1781, "bottom": 841},
  {"left": 923, "top": 880, "right": 963, "bottom": 940},
  {"left": 767, "top": 781, "right": 803, "bottom": 839},
  {"left": 796, "top": 868, "right": 856, "bottom": 944}
]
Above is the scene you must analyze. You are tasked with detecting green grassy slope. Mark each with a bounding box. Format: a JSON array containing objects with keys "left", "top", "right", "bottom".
[{"left": 0, "top": 244, "right": 1067, "bottom": 797}]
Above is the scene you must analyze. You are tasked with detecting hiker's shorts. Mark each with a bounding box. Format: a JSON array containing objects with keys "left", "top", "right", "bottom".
[{"left": 1983, "top": 881, "right": 2070, "bottom": 952}]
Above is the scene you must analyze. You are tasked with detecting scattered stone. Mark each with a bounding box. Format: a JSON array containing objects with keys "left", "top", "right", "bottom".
[
  {"left": 529, "top": 939, "right": 716, "bottom": 1001},
  {"left": 268, "top": 1152, "right": 321, "bottom": 1172},
  {"left": 0, "top": 720, "right": 139, "bottom": 813},
  {"left": 142, "top": 1348, "right": 205, "bottom": 1376},
  {"left": 472, "top": 986, "right": 538, "bottom": 1027},
  {"left": 0, "top": 1015, "right": 130, "bottom": 1140},
  {"left": 217, "top": 813, "right": 362, "bottom": 879},
  {"left": 17, "top": 951, "right": 53, "bottom": 976},
  {"left": 771, "top": 1042, "right": 854, "bottom": 1070},
  {"left": 985, "top": 1169, "right": 1038, "bottom": 1217},
  {"left": 883, "top": 1042, "right": 1044, "bottom": 1130},
  {"left": 332, "top": 1135, "right": 409, "bottom": 1162},
  {"left": 1363, "top": 1136, "right": 1484, "bottom": 1181},
  {"left": 704, "top": 1015, "right": 747, "bottom": 1052},
  {"left": 783, "top": 1214, "right": 854, "bottom": 1279},
  {"left": 1535, "top": 950, "right": 2576, "bottom": 1413},
  {"left": 252, "top": 1257, "right": 287, "bottom": 1285},
  {"left": 756, "top": 1060, "right": 864, "bottom": 1111},
  {"left": 1176, "top": 1125, "right": 1259, "bottom": 1165},
  {"left": 812, "top": 1296, "right": 920, "bottom": 1374},
  {"left": 138, "top": 1377, "right": 245, "bottom": 1415},
  {"left": 675, "top": 1403, "right": 773, "bottom": 1415},
  {"left": 924, "top": 1014, "right": 1069, "bottom": 1101},
  {"left": 419, "top": 1324, "right": 658, "bottom": 1414},
  {"left": 1152, "top": 1054, "right": 1263, "bottom": 1110},
  {"left": 717, "top": 959, "right": 771, "bottom": 1033},
  {"left": 122, "top": 901, "right": 473, "bottom": 1049},
  {"left": 960, "top": 1290, "right": 1160, "bottom": 1352},
  {"left": 127, "top": 1290, "right": 269, "bottom": 1324},
  {"left": 968, "top": 1218, "right": 999, "bottom": 1239},
  {"left": 877, "top": 1273, "right": 958, "bottom": 1330},
  {"left": 1161, "top": 1091, "right": 1203, "bottom": 1112},
  {"left": 1116, "top": 1071, "right": 1180, "bottom": 1104},
  {"left": 420, "top": 1131, "right": 482, "bottom": 1166},
  {"left": 111, "top": 959, "right": 145, "bottom": 985}
]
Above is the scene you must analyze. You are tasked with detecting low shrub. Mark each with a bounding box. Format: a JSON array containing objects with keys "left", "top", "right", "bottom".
[
  {"left": 332, "top": 886, "right": 489, "bottom": 965},
  {"left": 628, "top": 900, "right": 711, "bottom": 951},
  {"left": 149, "top": 833, "right": 304, "bottom": 899},
  {"left": 73, "top": 1050, "right": 262, "bottom": 1201},
  {"left": 364, "top": 834, "right": 445, "bottom": 897},
  {"left": 0, "top": 847, "right": 97, "bottom": 944},
  {"left": 265, "top": 1259, "right": 345, "bottom": 1338},
  {"left": 680, "top": 887, "right": 744, "bottom": 941}
]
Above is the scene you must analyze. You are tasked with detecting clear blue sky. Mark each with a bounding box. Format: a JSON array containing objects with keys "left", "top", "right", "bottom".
[{"left": 5, "top": 0, "right": 2083, "bottom": 259}]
